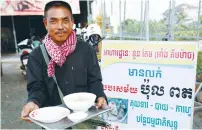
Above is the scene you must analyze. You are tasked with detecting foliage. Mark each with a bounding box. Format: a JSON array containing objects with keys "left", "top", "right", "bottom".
[
  {"left": 117, "top": 14, "right": 202, "bottom": 41},
  {"left": 122, "top": 19, "right": 141, "bottom": 33},
  {"left": 197, "top": 51, "right": 202, "bottom": 74}
]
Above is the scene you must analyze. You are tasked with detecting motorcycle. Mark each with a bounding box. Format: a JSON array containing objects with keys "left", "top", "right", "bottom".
[
  {"left": 76, "top": 24, "right": 104, "bottom": 65},
  {"left": 85, "top": 24, "right": 104, "bottom": 65},
  {"left": 18, "top": 36, "right": 41, "bottom": 75}
]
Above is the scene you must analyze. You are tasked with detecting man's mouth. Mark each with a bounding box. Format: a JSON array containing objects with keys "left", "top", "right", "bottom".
[{"left": 57, "top": 32, "right": 64, "bottom": 36}]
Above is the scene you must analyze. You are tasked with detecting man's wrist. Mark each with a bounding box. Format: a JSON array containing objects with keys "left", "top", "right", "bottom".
[{"left": 25, "top": 99, "right": 40, "bottom": 107}]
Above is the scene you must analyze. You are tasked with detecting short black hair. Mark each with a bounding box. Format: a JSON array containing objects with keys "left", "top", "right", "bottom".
[{"left": 44, "top": 1, "right": 73, "bottom": 17}]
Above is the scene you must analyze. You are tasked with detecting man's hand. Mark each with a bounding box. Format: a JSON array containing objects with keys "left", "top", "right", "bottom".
[
  {"left": 96, "top": 97, "right": 107, "bottom": 109},
  {"left": 21, "top": 101, "right": 39, "bottom": 122}
]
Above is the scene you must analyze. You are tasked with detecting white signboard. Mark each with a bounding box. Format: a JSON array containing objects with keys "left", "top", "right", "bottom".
[{"left": 99, "top": 41, "right": 198, "bottom": 130}]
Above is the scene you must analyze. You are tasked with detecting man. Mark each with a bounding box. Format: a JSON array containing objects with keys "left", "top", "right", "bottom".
[{"left": 21, "top": 0, "right": 107, "bottom": 123}]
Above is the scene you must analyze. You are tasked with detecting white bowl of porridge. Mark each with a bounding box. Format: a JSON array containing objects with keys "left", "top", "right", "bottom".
[{"left": 63, "top": 92, "right": 96, "bottom": 112}]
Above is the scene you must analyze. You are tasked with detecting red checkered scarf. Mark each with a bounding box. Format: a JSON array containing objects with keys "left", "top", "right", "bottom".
[{"left": 42, "top": 31, "right": 77, "bottom": 77}]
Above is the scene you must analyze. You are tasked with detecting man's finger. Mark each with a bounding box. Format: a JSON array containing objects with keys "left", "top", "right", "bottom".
[
  {"left": 34, "top": 105, "right": 39, "bottom": 110},
  {"left": 21, "top": 112, "right": 32, "bottom": 123},
  {"left": 96, "top": 97, "right": 105, "bottom": 108},
  {"left": 21, "top": 105, "right": 36, "bottom": 122},
  {"left": 96, "top": 102, "right": 102, "bottom": 108},
  {"left": 101, "top": 100, "right": 107, "bottom": 109},
  {"left": 22, "top": 105, "right": 32, "bottom": 117},
  {"left": 21, "top": 117, "right": 32, "bottom": 123},
  {"left": 96, "top": 98, "right": 103, "bottom": 108}
]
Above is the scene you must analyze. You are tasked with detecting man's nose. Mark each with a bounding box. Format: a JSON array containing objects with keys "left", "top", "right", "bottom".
[{"left": 57, "top": 22, "right": 64, "bottom": 29}]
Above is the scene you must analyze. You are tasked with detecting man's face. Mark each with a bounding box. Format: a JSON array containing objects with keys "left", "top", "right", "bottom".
[{"left": 43, "top": 6, "right": 73, "bottom": 45}]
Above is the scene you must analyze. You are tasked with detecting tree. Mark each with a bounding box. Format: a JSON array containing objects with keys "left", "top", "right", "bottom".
[
  {"left": 122, "top": 19, "right": 140, "bottom": 34},
  {"left": 197, "top": 51, "right": 202, "bottom": 74},
  {"left": 163, "top": 4, "right": 198, "bottom": 26}
]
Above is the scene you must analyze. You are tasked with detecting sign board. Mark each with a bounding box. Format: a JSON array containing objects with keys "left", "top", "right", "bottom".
[
  {"left": 0, "top": 0, "right": 80, "bottom": 16},
  {"left": 99, "top": 40, "right": 198, "bottom": 130}
]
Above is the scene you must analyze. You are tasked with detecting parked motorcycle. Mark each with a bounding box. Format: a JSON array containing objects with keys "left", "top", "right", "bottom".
[
  {"left": 85, "top": 24, "right": 104, "bottom": 65},
  {"left": 76, "top": 24, "right": 104, "bottom": 65},
  {"left": 18, "top": 36, "right": 41, "bottom": 75}
]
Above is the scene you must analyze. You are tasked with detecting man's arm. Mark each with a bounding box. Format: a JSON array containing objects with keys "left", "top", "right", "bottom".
[
  {"left": 87, "top": 45, "right": 107, "bottom": 103},
  {"left": 26, "top": 51, "right": 48, "bottom": 108}
]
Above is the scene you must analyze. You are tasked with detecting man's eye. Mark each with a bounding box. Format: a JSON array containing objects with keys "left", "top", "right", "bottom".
[
  {"left": 50, "top": 20, "right": 56, "bottom": 23},
  {"left": 64, "top": 19, "right": 69, "bottom": 22}
]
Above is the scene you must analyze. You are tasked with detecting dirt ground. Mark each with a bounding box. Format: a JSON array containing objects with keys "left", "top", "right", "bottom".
[{"left": 1, "top": 54, "right": 202, "bottom": 129}]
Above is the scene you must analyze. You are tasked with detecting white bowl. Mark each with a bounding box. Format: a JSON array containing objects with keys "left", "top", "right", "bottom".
[
  {"left": 29, "top": 106, "right": 70, "bottom": 123},
  {"left": 68, "top": 112, "right": 88, "bottom": 122},
  {"left": 63, "top": 92, "right": 96, "bottom": 112}
]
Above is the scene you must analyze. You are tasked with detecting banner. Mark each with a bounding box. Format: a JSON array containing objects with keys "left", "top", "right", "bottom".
[
  {"left": 0, "top": 0, "right": 80, "bottom": 16},
  {"left": 99, "top": 40, "right": 198, "bottom": 130}
]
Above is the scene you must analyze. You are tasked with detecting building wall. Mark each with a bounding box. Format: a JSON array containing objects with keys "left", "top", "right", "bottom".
[{"left": 1, "top": 1, "right": 88, "bottom": 53}]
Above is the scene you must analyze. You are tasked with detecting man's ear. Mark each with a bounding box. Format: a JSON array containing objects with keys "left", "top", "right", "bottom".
[
  {"left": 43, "top": 18, "right": 48, "bottom": 30},
  {"left": 71, "top": 16, "right": 74, "bottom": 24},
  {"left": 71, "top": 18, "right": 75, "bottom": 30}
]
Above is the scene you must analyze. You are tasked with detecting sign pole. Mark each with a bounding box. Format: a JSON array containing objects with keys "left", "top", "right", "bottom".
[{"left": 11, "top": 16, "right": 18, "bottom": 54}]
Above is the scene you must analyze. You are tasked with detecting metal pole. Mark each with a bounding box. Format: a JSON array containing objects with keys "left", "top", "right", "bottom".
[
  {"left": 140, "top": 0, "right": 143, "bottom": 40},
  {"left": 28, "top": 16, "right": 31, "bottom": 37},
  {"left": 143, "top": 0, "right": 146, "bottom": 37},
  {"left": 145, "top": 0, "right": 149, "bottom": 41},
  {"left": 87, "top": 0, "right": 90, "bottom": 24},
  {"left": 123, "top": 0, "right": 126, "bottom": 38},
  {"left": 195, "top": 101, "right": 202, "bottom": 106},
  {"left": 195, "top": 83, "right": 202, "bottom": 99},
  {"left": 100, "top": 0, "right": 106, "bottom": 37},
  {"left": 101, "top": 0, "right": 105, "bottom": 36},
  {"left": 168, "top": 0, "right": 171, "bottom": 40},
  {"left": 170, "top": 0, "right": 175, "bottom": 41},
  {"left": 124, "top": 0, "right": 126, "bottom": 22},
  {"left": 197, "top": 0, "right": 201, "bottom": 40},
  {"left": 103, "top": 0, "right": 106, "bottom": 36},
  {"left": 11, "top": 16, "right": 18, "bottom": 54},
  {"left": 123, "top": 0, "right": 126, "bottom": 37},
  {"left": 119, "top": 0, "right": 122, "bottom": 40}
]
